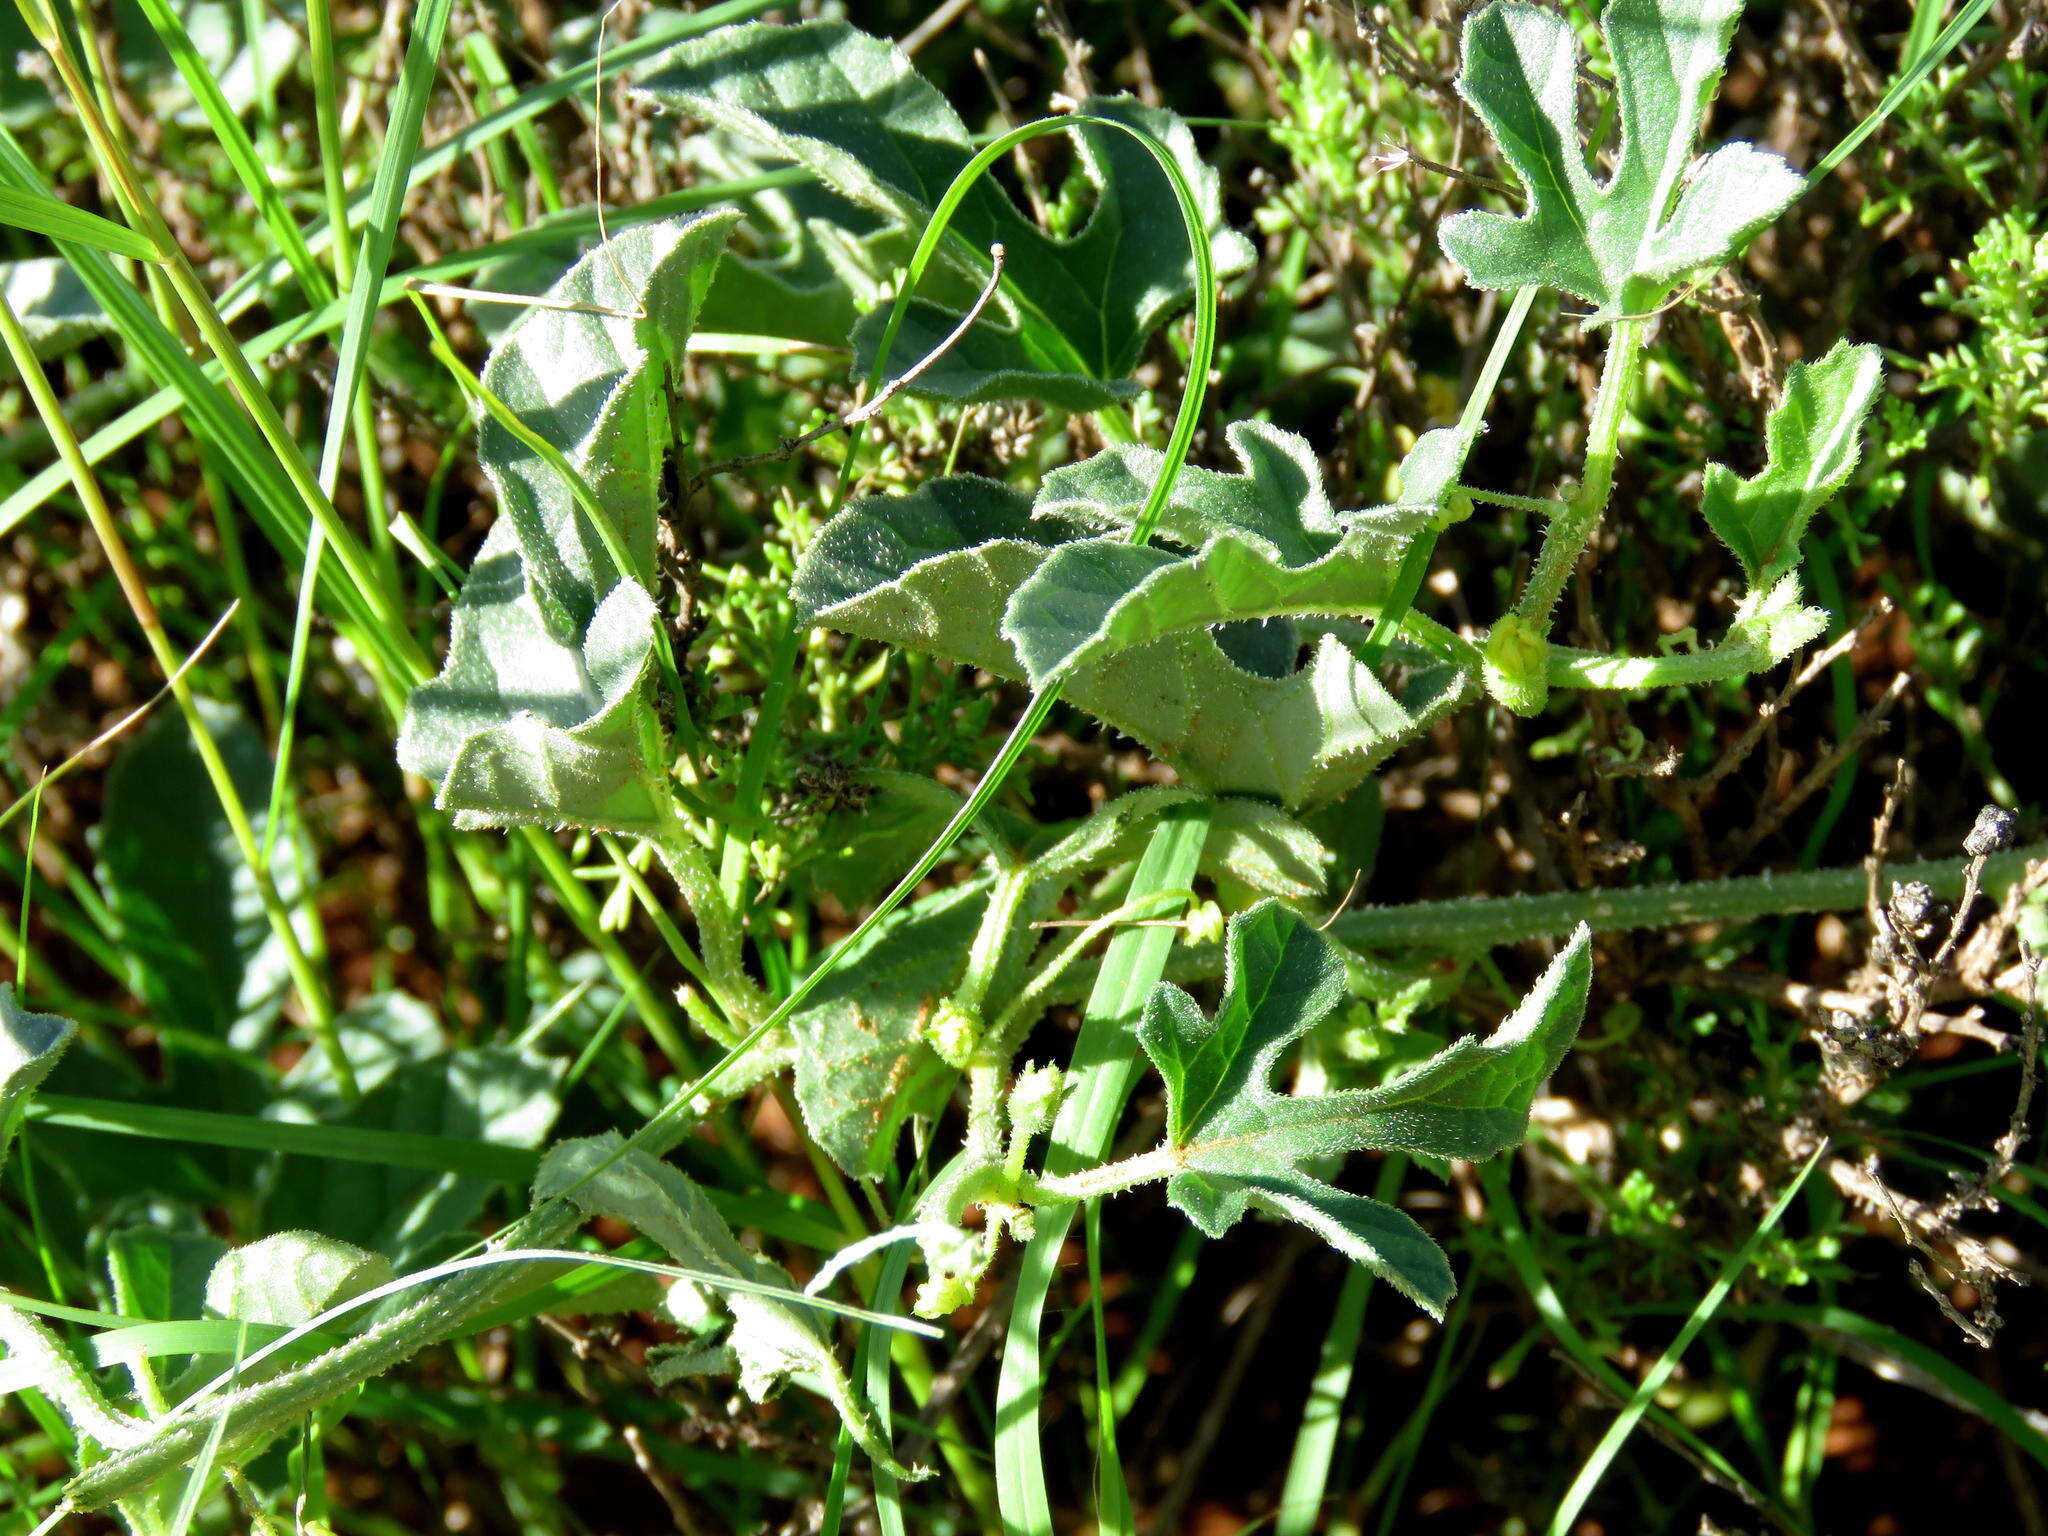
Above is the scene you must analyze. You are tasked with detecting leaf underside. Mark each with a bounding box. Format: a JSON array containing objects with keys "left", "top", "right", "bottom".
[
  {"left": 637, "top": 19, "right": 1251, "bottom": 409},
  {"left": 399, "top": 211, "right": 738, "bottom": 836},
  {"left": 1136, "top": 902, "right": 1593, "bottom": 1316},
  {"left": 1440, "top": 0, "right": 1804, "bottom": 320},
  {"left": 791, "top": 423, "right": 1474, "bottom": 809}
]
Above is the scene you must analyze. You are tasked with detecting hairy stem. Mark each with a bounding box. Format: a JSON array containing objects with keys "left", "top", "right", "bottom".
[
  {"left": 1330, "top": 843, "right": 2048, "bottom": 951},
  {"left": 1514, "top": 316, "right": 1647, "bottom": 637},
  {"left": 957, "top": 864, "right": 1043, "bottom": 1162}
]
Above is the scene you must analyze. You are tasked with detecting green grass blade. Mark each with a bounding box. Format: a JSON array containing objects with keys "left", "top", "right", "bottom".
[
  {"left": 995, "top": 805, "right": 1211, "bottom": 1536},
  {"left": 127, "top": 0, "right": 331, "bottom": 301},
  {"left": 1275, "top": 1155, "right": 1408, "bottom": 1536},
  {"left": 25, "top": 1095, "right": 540, "bottom": 1180},
  {"left": 316, "top": 0, "right": 452, "bottom": 492},
  {"left": 1478, "top": 1159, "right": 1801, "bottom": 1528},
  {"left": 0, "top": 184, "right": 160, "bottom": 260},
  {"left": 1085, "top": 1203, "right": 1134, "bottom": 1536},
  {"left": 211, "top": 0, "right": 785, "bottom": 323},
  {"left": 1545, "top": 1142, "right": 1827, "bottom": 1534},
  {"left": 0, "top": 175, "right": 801, "bottom": 541},
  {"left": 1809, "top": 0, "right": 1998, "bottom": 180}
]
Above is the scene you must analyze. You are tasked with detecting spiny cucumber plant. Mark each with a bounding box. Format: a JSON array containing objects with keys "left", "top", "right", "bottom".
[{"left": 5, "top": 0, "right": 2016, "bottom": 1524}]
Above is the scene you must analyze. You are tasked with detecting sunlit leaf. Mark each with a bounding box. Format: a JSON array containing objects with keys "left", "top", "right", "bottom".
[
  {"left": 1701, "top": 339, "right": 1883, "bottom": 584},
  {"left": 1440, "top": 0, "right": 1803, "bottom": 320},
  {"left": 1128, "top": 903, "right": 1591, "bottom": 1315},
  {"left": 398, "top": 211, "right": 738, "bottom": 836}
]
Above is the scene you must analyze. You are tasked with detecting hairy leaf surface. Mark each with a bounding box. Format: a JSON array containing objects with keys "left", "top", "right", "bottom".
[
  {"left": 1007, "top": 421, "right": 1432, "bottom": 683},
  {"left": 791, "top": 430, "right": 1473, "bottom": 807},
  {"left": 787, "top": 883, "right": 979, "bottom": 1177},
  {"left": 638, "top": 20, "right": 1250, "bottom": 409},
  {"left": 205, "top": 1232, "right": 392, "bottom": 1330},
  {"left": 1701, "top": 339, "right": 1883, "bottom": 583},
  {"left": 399, "top": 211, "right": 737, "bottom": 835},
  {"left": 1130, "top": 903, "right": 1591, "bottom": 1314},
  {"left": 1441, "top": 0, "right": 1803, "bottom": 319}
]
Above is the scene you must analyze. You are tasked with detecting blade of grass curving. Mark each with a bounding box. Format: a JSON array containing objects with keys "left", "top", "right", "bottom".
[
  {"left": 1545, "top": 1143, "right": 1827, "bottom": 1534},
  {"left": 1275, "top": 1156, "right": 1408, "bottom": 1536},
  {"left": 996, "top": 804, "right": 1211, "bottom": 1536},
  {"left": 0, "top": 185, "right": 160, "bottom": 261},
  {"left": 1808, "top": 0, "right": 1998, "bottom": 181}
]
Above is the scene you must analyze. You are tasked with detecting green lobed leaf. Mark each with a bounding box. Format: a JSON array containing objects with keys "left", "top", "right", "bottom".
[
  {"left": 1700, "top": 339, "right": 1883, "bottom": 584},
  {"left": 398, "top": 211, "right": 738, "bottom": 836},
  {"left": 1006, "top": 421, "right": 1434, "bottom": 685},
  {"left": 0, "top": 983, "right": 75, "bottom": 1178},
  {"left": 791, "top": 430, "right": 1474, "bottom": 809},
  {"left": 535, "top": 1135, "right": 922, "bottom": 1478},
  {"left": 97, "top": 698, "right": 309, "bottom": 1049},
  {"left": 1130, "top": 904, "right": 1592, "bottom": 1315},
  {"left": 637, "top": 19, "right": 1250, "bottom": 409},
  {"left": 1440, "top": 0, "right": 1804, "bottom": 321}
]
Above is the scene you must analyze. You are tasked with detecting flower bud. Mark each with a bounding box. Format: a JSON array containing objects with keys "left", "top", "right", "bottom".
[
  {"left": 1008, "top": 1063, "right": 1065, "bottom": 1141},
  {"left": 1482, "top": 614, "right": 1549, "bottom": 717},
  {"left": 921, "top": 998, "right": 981, "bottom": 1069},
  {"left": 1184, "top": 899, "right": 1226, "bottom": 948}
]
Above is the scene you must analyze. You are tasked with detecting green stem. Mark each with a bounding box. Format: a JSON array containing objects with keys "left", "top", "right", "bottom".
[
  {"left": 1513, "top": 316, "right": 1647, "bottom": 636},
  {"left": 1545, "top": 633, "right": 1770, "bottom": 691},
  {"left": 1330, "top": 842, "right": 2048, "bottom": 951},
  {"left": 957, "top": 863, "right": 1040, "bottom": 1162},
  {"left": 648, "top": 811, "right": 764, "bottom": 1027}
]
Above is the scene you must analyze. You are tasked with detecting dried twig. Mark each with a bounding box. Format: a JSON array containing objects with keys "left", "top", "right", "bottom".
[{"left": 1721, "top": 671, "right": 1908, "bottom": 866}]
